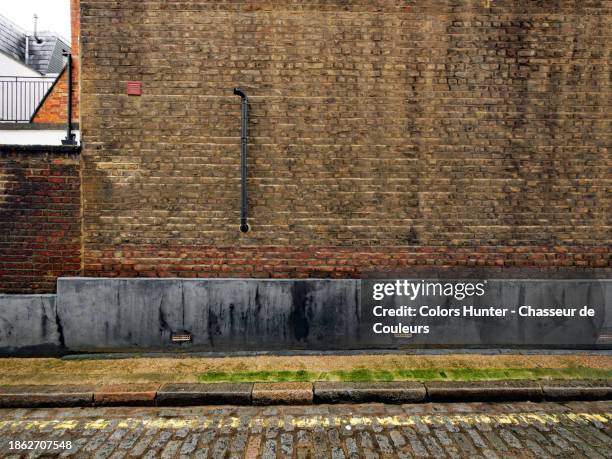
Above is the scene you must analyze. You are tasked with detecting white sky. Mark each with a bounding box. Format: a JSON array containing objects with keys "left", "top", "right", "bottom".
[{"left": 2, "top": 1, "right": 71, "bottom": 43}]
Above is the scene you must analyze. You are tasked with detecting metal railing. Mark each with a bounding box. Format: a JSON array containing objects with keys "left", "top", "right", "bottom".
[{"left": 0, "top": 76, "right": 57, "bottom": 122}]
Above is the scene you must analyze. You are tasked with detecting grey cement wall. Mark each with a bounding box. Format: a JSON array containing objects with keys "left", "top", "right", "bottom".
[
  {"left": 361, "top": 280, "right": 612, "bottom": 348},
  {"left": 0, "top": 278, "right": 610, "bottom": 356},
  {"left": 0, "top": 295, "right": 63, "bottom": 356},
  {"left": 55, "top": 278, "right": 360, "bottom": 353}
]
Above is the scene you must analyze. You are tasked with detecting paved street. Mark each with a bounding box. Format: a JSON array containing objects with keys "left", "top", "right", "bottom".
[{"left": 0, "top": 401, "right": 610, "bottom": 458}]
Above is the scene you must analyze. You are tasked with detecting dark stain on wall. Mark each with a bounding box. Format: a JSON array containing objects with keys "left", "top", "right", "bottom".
[{"left": 290, "top": 281, "right": 311, "bottom": 342}]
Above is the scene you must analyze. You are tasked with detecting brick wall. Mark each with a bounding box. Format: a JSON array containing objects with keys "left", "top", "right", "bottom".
[
  {"left": 31, "top": 68, "right": 75, "bottom": 124},
  {"left": 31, "top": 0, "right": 80, "bottom": 124},
  {"left": 79, "top": 0, "right": 611, "bottom": 277},
  {"left": 0, "top": 147, "right": 81, "bottom": 293}
]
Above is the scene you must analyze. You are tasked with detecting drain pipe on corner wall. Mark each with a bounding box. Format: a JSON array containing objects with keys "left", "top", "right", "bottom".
[
  {"left": 234, "top": 87, "right": 250, "bottom": 233},
  {"left": 62, "top": 51, "right": 77, "bottom": 146}
]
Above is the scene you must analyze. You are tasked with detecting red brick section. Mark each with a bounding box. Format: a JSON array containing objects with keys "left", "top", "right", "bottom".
[
  {"left": 0, "top": 148, "right": 81, "bottom": 293},
  {"left": 31, "top": 69, "right": 72, "bottom": 124},
  {"left": 84, "top": 246, "right": 610, "bottom": 279},
  {"left": 31, "top": 0, "right": 80, "bottom": 124}
]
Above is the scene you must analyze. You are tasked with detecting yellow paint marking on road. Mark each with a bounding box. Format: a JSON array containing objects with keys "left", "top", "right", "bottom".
[
  {"left": 567, "top": 412, "right": 607, "bottom": 424},
  {"left": 348, "top": 416, "right": 372, "bottom": 427},
  {"left": 22, "top": 421, "right": 49, "bottom": 430},
  {"left": 494, "top": 414, "right": 520, "bottom": 425},
  {"left": 470, "top": 414, "right": 493, "bottom": 425},
  {"left": 55, "top": 420, "right": 79, "bottom": 429},
  {"left": 517, "top": 413, "right": 557, "bottom": 425},
  {"left": 1, "top": 412, "right": 609, "bottom": 432},
  {"left": 292, "top": 416, "right": 330, "bottom": 429},
  {"left": 84, "top": 419, "right": 111, "bottom": 430},
  {"left": 587, "top": 413, "right": 608, "bottom": 423},
  {"left": 420, "top": 415, "right": 453, "bottom": 427},
  {"left": 201, "top": 419, "right": 213, "bottom": 429},
  {"left": 533, "top": 413, "right": 562, "bottom": 424},
  {"left": 116, "top": 420, "right": 132, "bottom": 429},
  {"left": 139, "top": 418, "right": 200, "bottom": 430}
]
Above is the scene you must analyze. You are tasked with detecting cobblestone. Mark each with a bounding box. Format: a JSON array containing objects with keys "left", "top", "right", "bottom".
[{"left": 0, "top": 402, "right": 610, "bottom": 458}]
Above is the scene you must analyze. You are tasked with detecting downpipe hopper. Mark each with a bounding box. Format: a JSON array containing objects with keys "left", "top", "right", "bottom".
[
  {"left": 234, "top": 87, "right": 250, "bottom": 233},
  {"left": 233, "top": 87, "right": 247, "bottom": 101}
]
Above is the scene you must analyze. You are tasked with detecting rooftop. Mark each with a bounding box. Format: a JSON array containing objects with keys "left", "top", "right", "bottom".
[{"left": 0, "top": 13, "right": 70, "bottom": 75}]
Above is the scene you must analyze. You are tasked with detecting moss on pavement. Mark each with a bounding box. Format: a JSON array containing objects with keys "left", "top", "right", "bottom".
[
  {"left": 0, "top": 354, "right": 609, "bottom": 385},
  {"left": 197, "top": 367, "right": 612, "bottom": 383}
]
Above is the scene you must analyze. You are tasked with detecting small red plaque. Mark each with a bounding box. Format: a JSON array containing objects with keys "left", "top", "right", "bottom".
[{"left": 127, "top": 81, "right": 142, "bottom": 96}]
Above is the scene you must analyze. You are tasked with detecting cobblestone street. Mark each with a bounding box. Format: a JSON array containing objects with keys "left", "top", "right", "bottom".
[{"left": 0, "top": 401, "right": 610, "bottom": 458}]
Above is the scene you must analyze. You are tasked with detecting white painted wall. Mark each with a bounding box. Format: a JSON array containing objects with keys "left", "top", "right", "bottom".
[
  {"left": 0, "top": 129, "right": 80, "bottom": 145},
  {"left": 0, "top": 53, "right": 40, "bottom": 77}
]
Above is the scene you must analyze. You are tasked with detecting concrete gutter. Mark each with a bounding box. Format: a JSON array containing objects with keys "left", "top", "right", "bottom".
[{"left": 0, "top": 380, "right": 609, "bottom": 408}]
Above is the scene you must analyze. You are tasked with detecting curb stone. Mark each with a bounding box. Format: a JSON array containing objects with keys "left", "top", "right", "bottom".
[
  {"left": 0, "top": 385, "right": 94, "bottom": 408},
  {"left": 252, "top": 382, "right": 313, "bottom": 405},
  {"left": 0, "top": 380, "right": 610, "bottom": 408},
  {"left": 314, "top": 381, "right": 427, "bottom": 404},
  {"left": 155, "top": 383, "right": 253, "bottom": 406},
  {"left": 425, "top": 380, "right": 543, "bottom": 402},
  {"left": 541, "top": 379, "right": 612, "bottom": 401},
  {"left": 94, "top": 384, "right": 160, "bottom": 406}
]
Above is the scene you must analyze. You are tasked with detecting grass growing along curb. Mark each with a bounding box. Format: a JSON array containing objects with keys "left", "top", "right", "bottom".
[
  {"left": 0, "top": 355, "right": 610, "bottom": 385},
  {"left": 197, "top": 367, "right": 612, "bottom": 383}
]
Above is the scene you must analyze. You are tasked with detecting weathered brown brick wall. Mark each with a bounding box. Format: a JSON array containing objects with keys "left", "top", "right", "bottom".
[
  {"left": 79, "top": 0, "right": 611, "bottom": 277},
  {"left": 0, "top": 147, "right": 81, "bottom": 292}
]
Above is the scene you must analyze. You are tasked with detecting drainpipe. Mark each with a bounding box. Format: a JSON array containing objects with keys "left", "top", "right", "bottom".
[
  {"left": 61, "top": 51, "right": 77, "bottom": 146},
  {"left": 234, "top": 87, "right": 250, "bottom": 233}
]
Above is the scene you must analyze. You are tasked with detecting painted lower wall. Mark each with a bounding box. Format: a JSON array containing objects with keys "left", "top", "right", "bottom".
[
  {"left": 0, "top": 295, "right": 63, "bottom": 356},
  {"left": 0, "top": 130, "right": 81, "bottom": 145},
  {"left": 0, "top": 278, "right": 610, "bottom": 356}
]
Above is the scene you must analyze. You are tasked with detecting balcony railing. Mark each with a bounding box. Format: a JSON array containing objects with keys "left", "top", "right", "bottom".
[{"left": 0, "top": 76, "right": 57, "bottom": 123}]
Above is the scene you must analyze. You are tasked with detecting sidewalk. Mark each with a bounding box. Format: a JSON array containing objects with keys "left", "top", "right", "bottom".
[
  {"left": 0, "top": 353, "right": 610, "bottom": 407},
  {"left": 1, "top": 353, "right": 610, "bottom": 385}
]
